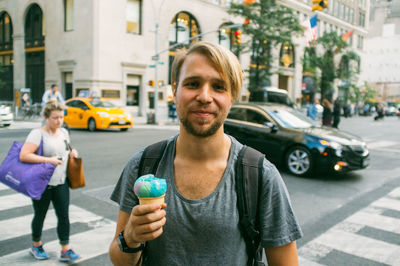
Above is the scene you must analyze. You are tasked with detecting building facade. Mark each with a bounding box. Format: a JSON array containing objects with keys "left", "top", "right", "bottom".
[
  {"left": 0, "top": 0, "right": 369, "bottom": 121},
  {"left": 361, "top": 0, "right": 400, "bottom": 102}
]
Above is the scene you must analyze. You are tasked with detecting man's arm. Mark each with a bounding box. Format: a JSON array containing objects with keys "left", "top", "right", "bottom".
[
  {"left": 41, "top": 91, "right": 49, "bottom": 106},
  {"left": 109, "top": 204, "right": 167, "bottom": 266},
  {"left": 265, "top": 241, "right": 299, "bottom": 266}
]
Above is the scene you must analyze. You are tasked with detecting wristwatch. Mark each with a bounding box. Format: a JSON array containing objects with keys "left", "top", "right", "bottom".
[{"left": 117, "top": 230, "right": 145, "bottom": 253}]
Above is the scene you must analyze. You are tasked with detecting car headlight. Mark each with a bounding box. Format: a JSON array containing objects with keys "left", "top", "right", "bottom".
[
  {"left": 319, "top": 139, "right": 343, "bottom": 156},
  {"left": 97, "top": 111, "right": 110, "bottom": 117}
]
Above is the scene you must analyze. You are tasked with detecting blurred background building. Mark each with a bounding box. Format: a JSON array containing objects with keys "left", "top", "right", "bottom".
[
  {"left": 0, "top": 0, "right": 370, "bottom": 120},
  {"left": 361, "top": 0, "right": 400, "bottom": 102}
]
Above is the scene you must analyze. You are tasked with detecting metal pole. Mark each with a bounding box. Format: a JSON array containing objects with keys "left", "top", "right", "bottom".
[{"left": 154, "top": 22, "right": 159, "bottom": 124}]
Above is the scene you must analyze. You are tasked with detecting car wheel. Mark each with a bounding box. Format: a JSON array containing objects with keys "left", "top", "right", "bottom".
[
  {"left": 120, "top": 128, "right": 128, "bottom": 132},
  {"left": 88, "top": 118, "right": 96, "bottom": 132},
  {"left": 285, "top": 146, "right": 313, "bottom": 176},
  {"left": 3, "top": 124, "right": 10, "bottom": 127}
]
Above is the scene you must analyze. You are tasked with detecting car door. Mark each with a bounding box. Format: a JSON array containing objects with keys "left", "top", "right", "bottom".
[
  {"left": 74, "top": 100, "right": 90, "bottom": 128},
  {"left": 64, "top": 100, "right": 80, "bottom": 127}
]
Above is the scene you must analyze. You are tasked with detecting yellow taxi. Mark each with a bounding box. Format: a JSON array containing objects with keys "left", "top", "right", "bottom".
[{"left": 64, "top": 97, "right": 133, "bottom": 131}]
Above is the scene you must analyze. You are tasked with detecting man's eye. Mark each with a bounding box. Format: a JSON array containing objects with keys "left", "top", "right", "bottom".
[
  {"left": 213, "top": 84, "right": 227, "bottom": 91},
  {"left": 185, "top": 81, "right": 199, "bottom": 88}
]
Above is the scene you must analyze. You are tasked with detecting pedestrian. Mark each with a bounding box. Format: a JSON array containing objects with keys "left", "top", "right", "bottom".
[
  {"left": 19, "top": 101, "right": 80, "bottom": 263},
  {"left": 322, "top": 98, "right": 333, "bottom": 126},
  {"left": 109, "top": 42, "right": 303, "bottom": 265},
  {"left": 307, "top": 99, "right": 319, "bottom": 120},
  {"left": 332, "top": 99, "right": 341, "bottom": 128},
  {"left": 41, "top": 84, "right": 65, "bottom": 107}
]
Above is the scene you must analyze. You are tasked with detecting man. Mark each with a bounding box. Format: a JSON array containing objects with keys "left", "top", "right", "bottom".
[
  {"left": 109, "top": 42, "right": 302, "bottom": 265},
  {"left": 41, "top": 84, "right": 65, "bottom": 107},
  {"left": 307, "top": 99, "right": 319, "bottom": 120}
]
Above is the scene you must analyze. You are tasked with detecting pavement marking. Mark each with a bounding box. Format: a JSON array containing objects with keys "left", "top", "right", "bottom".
[
  {"left": 0, "top": 220, "right": 115, "bottom": 265},
  {"left": 314, "top": 229, "right": 400, "bottom": 265},
  {"left": 346, "top": 210, "right": 400, "bottom": 234},
  {"left": 0, "top": 183, "right": 10, "bottom": 191},
  {"left": 372, "top": 197, "right": 400, "bottom": 212},
  {"left": 0, "top": 205, "right": 104, "bottom": 242},
  {"left": 367, "top": 140, "right": 399, "bottom": 149},
  {"left": 299, "top": 186, "right": 400, "bottom": 265},
  {"left": 0, "top": 193, "right": 31, "bottom": 211}
]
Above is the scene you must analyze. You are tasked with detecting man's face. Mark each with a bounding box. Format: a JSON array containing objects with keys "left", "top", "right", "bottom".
[
  {"left": 52, "top": 86, "right": 58, "bottom": 93},
  {"left": 173, "top": 53, "right": 233, "bottom": 137}
]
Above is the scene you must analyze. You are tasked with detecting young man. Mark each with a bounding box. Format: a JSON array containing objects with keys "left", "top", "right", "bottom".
[
  {"left": 109, "top": 42, "right": 302, "bottom": 265},
  {"left": 41, "top": 84, "right": 65, "bottom": 107}
]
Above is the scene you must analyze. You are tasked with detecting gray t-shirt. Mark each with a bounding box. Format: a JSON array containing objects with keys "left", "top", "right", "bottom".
[
  {"left": 25, "top": 128, "right": 70, "bottom": 186},
  {"left": 110, "top": 135, "right": 302, "bottom": 265}
]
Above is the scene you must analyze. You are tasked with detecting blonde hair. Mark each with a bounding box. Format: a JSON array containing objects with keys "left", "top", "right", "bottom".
[
  {"left": 171, "top": 41, "right": 243, "bottom": 101},
  {"left": 43, "top": 100, "right": 65, "bottom": 118}
]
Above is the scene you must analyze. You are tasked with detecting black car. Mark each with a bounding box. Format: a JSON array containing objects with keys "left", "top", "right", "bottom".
[{"left": 224, "top": 103, "right": 369, "bottom": 176}]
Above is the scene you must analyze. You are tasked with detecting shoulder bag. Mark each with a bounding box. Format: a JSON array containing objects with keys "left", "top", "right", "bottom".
[
  {"left": 64, "top": 140, "right": 85, "bottom": 189},
  {"left": 0, "top": 137, "right": 56, "bottom": 200}
]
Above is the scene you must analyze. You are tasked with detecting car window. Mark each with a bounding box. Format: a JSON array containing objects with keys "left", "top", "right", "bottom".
[
  {"left": 89, "top": 100, "right": 115, "bottom": 108},
  {"left": 66, "top": 100, "right": 77, "bottom": 107},
  {"left": 228, "top": 107, "right": 246, "bottom": 120},
  {"left": 266, "top": 108, "right": 318, "bottom": 128},
  {"left": 246, "top": 109, "right": 269, "bottom": 125},
  {"left": 75, "top": 100, "right": 89, "bottom": 110}
]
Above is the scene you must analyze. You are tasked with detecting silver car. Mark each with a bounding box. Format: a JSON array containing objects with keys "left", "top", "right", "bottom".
[{"left": 0, "top": 104, "right": 13, "bottom": 127}]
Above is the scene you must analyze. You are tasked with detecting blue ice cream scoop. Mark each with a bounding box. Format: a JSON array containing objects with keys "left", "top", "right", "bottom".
[{"left": 133, "top": 174, "right": 167, "bottom": 198}]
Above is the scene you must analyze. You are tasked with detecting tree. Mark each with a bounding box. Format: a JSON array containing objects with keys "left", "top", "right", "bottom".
[
  {"left": 229, "top": 0, "right": 303, "bottom": 91},
  {"left": 306, "top": 31, "right": 360, "bottom": 102}
]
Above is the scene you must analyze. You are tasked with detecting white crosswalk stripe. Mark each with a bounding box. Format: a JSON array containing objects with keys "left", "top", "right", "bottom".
[
  {"left": 0, "top": 187, "right": 116, "bottom": 265},
  {"left": 299, "top": 187, "right": 400, "bottom": 265}
]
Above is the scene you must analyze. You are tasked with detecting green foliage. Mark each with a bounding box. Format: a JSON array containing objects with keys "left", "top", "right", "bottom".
[{"left": 229, "top": 0, "right": 303, "bottom": 90}]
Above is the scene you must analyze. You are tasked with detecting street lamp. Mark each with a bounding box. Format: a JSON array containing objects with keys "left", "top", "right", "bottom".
[{"left": 150, "top": 0, "right": 166, "bottom": 124}]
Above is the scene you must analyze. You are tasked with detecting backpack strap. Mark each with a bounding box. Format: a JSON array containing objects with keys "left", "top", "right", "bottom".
[
  {"left": 236, "top": 145, "right": 265, "bottom": 266},
  {"left": 138, "top": 140, "right": 168, "bottom": 177}
]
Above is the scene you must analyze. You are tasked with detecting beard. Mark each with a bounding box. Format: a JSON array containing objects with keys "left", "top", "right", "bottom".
[{"left": 180, "top": 114, "right": 224, "bottom": 137}]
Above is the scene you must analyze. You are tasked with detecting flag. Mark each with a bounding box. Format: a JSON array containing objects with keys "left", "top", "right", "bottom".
[
  {"left": 342, "top": 30, "right": 353, "bottom": 42},
  {"left": 302, "top": 14, "right": 318, "bottom": 47}
]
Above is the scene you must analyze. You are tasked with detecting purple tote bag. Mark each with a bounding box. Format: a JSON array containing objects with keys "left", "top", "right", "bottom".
[{"left": 0, "top": 138, "right": 56, "bottom": 200}]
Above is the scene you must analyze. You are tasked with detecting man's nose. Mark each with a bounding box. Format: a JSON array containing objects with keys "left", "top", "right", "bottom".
[{"left": 197, "top": 84, "right": 212, "bottom": 103}]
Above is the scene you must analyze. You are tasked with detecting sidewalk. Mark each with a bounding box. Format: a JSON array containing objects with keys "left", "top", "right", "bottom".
[{"left": 4, "top": 115, "right": 179, "bottom": 130}]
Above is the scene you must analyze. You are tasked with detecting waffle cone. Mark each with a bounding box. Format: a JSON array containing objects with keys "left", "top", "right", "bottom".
[{"left": 138, "top": 194, "right": 165, "bottom": 205}]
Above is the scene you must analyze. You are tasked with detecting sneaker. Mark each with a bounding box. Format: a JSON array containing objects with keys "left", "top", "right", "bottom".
[
  {"left": 30, "top": 245, "right": 49, "bottom": 260},
  {"left": 59, "top": 249, "right": 80, "bottom": 263}
]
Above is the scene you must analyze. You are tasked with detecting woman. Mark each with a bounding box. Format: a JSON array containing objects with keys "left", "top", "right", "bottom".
[
  {"left": 322, "top": 98, "right": 333, "bottom": 127},
  {"left": 20, "top": 101, "right": 80, "bottom": 262},
  {"left": 332, "top": 99, "right": 341, "bottom": 128}
]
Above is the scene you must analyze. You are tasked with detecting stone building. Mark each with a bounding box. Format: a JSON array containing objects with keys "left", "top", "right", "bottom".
[{"left": 0, "top": 0, "right": 369, "bottom": 121}]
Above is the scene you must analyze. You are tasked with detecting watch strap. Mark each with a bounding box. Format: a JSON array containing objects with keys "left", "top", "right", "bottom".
[{"left": 118, "top": 230, "right": 145, "bottom": 253}]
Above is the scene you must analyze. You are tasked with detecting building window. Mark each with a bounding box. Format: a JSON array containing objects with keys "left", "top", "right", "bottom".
[
  {"left": 0, "top": 12, "right": 13, "bottom": 102},
  {"left": 350, "top": 8, "right": 354, "bottom": 24},
  {"left": 64, "top": 0, "right": 74, "bottom": 31},
  {"left": 334, "top": 1, "right": 339, "bottom": 17},
  {"left": 218, "top": 23, "right": 240, "bottom": 56},
  {"left": 25, "top": 4, "right": 44, "bottom": 48},
  {"left": 357, "top": 35, "right": 363, "bottom": 49},
  {"left": 279, "top": 41, "right": 295, "bottom": 68},
  {"left": 126, "top": 0, "right": 141, "bottom": 34},
  {"left": 358, "top": 12, "right": 365, "bottom": 27}
]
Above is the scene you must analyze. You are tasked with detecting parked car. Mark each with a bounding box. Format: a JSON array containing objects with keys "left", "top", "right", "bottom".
[
  {"left": 64, "top": 97, "right": 133, "bottom": 131},
  {"left": 224, "top": 103, "right": 369, "bottom": 176},
  {"left": 0, "top": 103, "right": 13, "bottom": 127},
  {"left": 248, "top": 87, "right": 295, "bottom": 107}
]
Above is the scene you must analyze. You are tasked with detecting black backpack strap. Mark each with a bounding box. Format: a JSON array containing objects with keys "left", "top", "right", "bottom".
[
  {"left": 138, "top": 140, "right": 168, "bottom": 177},
  {"left": 236, "top": 145, "right": 265, "bottom": 266}
]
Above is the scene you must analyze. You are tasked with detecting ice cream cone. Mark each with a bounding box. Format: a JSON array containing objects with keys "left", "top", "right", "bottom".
[{"left": 138, "top": 194, "right": 165, "bottom": 206}]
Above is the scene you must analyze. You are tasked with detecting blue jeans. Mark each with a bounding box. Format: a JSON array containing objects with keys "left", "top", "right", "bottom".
[{"left": 31, "top": 181, "right": 70, "bottom": 245}]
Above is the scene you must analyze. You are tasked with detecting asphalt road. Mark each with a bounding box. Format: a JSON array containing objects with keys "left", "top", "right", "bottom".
[{"left": 0, "top": 115, "right": 399, "bottom": 265}]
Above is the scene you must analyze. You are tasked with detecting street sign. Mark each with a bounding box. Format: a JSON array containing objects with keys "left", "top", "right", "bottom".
[{"left": 149, "top": 65, "right": 156, "bottom": 68}]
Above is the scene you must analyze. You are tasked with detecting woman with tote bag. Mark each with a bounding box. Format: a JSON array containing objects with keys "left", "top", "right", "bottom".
[{"left": 19, "top": 100, "right": 80, "bottom": 263}]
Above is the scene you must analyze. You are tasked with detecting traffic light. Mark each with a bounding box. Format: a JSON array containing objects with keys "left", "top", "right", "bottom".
[
  {"left": 148, "top": 80, "right": 155, "bottom": 87},
  {"left": 312, "top": 0, "right": 328, "bottom": 11},
  {"left": 234, "top": 30, "right": 242, "bottom": 45}
]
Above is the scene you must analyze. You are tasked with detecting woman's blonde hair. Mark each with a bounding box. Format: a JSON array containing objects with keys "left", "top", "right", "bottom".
[
  {"left": 171, "top": 41, "right": 243, "bottom": 101},
  {"left": 43, "top": 100, "right": 65, "bottom": 118}
]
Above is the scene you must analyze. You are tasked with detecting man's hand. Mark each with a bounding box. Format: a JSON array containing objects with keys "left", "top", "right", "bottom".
[{"left": 123, "top": 203, "right": 167, "bottom": 247}]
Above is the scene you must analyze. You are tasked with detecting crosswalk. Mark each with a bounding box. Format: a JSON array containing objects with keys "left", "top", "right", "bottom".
[
  {"left": 0, "top": 183, "right": 116, "bottom": 265},
  {"left": 298, "top": 186, "right": 400, "bottom": 266}
]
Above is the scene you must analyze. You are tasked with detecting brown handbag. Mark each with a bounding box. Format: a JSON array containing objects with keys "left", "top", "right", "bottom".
[{"left": 65, "top": 141, "right": 85, "bottom": 189}]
